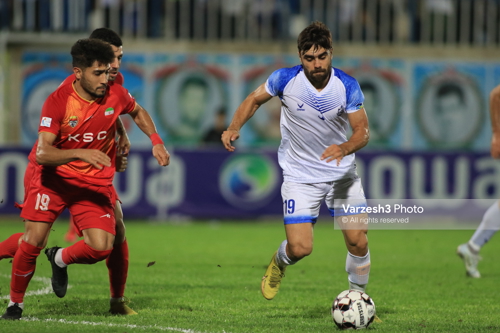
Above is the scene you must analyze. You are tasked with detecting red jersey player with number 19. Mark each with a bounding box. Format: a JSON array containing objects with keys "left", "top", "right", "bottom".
[{"left": 0, "top": 38, "right": 169, "bottom": 320}]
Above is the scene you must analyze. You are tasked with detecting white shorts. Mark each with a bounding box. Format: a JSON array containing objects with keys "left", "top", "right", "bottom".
[{"left": 281, "top": 177, "right": 367, "bottom": 225}]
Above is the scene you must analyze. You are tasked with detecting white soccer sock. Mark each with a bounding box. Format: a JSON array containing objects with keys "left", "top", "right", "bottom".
[
  {"left": 55, "top": 248, "right": 67, "bottom": 268},
  {"left": 275, "top": 240, "right": 297, "bottom": 268},
  {"left": 8, "top": 301, "right": 23, "bottom": 309},
  {"left": 469, "top": 201, "right": 500, "bottom": 251},
  {"left": 345, "top": 251, "right": 370, "bottom": 292}
]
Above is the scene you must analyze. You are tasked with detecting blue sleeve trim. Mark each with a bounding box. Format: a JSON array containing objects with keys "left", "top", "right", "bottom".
[
  {"left": 266, "top": 65, "right": 302, "bottom": 97},
  {"left": 333, "top": 68, "right": 364, "bottom": 111}
]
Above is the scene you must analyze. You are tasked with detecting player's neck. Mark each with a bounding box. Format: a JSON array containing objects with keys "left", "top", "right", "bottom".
[{"left": 73, "top": 81, "right": 99, "bottom": 102}]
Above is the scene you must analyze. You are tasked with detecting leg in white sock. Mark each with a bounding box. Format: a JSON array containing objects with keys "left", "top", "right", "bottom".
[{"left": 469, "top": 201, "right": 500, "bottom": 251}]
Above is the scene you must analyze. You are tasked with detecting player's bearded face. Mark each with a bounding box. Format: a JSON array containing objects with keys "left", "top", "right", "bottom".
[
  {"left": 80, "top": 63, "right": 109, "bottom": 98},
  {"left": 109, "top": 45, "right": 123, "bottom": 82},
  {"left": 300, "top": 46, "right": 332, "bottom": 87}
]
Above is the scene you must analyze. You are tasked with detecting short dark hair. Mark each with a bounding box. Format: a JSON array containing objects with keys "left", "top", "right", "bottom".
[
  {"left": 89, "top": 27, "right": 122, "bottom": 47},
  {"left": 71, "top": 38, "right": 115, "bottom": 69},
  {"left": 297, "top": 21, "right": 333, "bottom": 55}
]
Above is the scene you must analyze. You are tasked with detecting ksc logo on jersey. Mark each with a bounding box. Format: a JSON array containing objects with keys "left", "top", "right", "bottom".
[
  {"left": 219, "top": 154, "right": 279, "bottom": 209},
  {"left": 68, "top": 116, "right": 78, "bottom": 128}
]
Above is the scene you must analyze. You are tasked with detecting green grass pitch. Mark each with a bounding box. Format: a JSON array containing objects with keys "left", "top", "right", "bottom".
[{"left": 1, "top": 218, "right": 499, "bottom": 332}]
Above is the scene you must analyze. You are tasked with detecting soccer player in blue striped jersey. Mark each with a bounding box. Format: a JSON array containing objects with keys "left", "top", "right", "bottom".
[
  {"left": 222, "top": 21, "right": 372, "bottom": 300},
  {"left": 457, "top": 84, "right": 500, "bottom": 278}
]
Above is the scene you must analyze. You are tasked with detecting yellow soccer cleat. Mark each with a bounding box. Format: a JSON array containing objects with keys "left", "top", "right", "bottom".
[
  {"left": 261, "top": 252, "right": 286, "bottom": 300},
  {"left": 109, "top": 297, "right": 138, "bottom": 315}
]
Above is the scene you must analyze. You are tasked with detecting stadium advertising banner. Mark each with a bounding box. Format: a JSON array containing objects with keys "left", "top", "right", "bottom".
[
  {"left": 0, "top": 148, "right": 498, "bottom": 227},
  {"left": 18, "top": 51, "right": 495, "bottom": 151}
]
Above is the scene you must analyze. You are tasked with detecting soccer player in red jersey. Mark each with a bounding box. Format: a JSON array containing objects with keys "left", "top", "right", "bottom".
[
  {"left": 0, "top": 28, "right": 138, "bottom": 316},
  {"left": 0, "top": 38, "right": 169, "bottom": 320},
  {"left": 64, "top": 28, "right": 129, "bottom": 244}
]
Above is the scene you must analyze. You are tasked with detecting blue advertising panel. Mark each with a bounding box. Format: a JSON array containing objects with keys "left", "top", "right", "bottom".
[{"left": 1, "top": 148, "right": 498, "bottom": 221}]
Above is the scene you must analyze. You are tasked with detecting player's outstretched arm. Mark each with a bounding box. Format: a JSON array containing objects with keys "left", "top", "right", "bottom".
[
  {"left": 490, "top": 85, "right": 500, "bottom": 159},
  {"left": 321, "top": 108, "right": 370, "bottom": 165},
  {"left": 222, "top": 83, "right": 273, "bottom": 152},
  {"left": 128, "top": 103, "right": 170, "bottom": 166},
  {"left": 36, "top": 132, "right": 111, "bottom": 169}
]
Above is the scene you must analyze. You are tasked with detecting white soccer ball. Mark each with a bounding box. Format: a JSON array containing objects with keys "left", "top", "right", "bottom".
[{"left": 331, "top": 290, "right": 376, "bottom": 330}]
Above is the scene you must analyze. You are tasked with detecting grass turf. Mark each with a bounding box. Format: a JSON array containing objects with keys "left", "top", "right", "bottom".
[{"left": 0, "top": 218, "right": 499, "bottom": 332}]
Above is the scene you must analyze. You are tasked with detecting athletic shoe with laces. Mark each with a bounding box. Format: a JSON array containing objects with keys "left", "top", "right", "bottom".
[
  {"left": 1, "top": 303, "right": 23, "bottom": 320},
  {"left": 457, "top": 243, "right": 481, "bottom": 278},
  {"left": 109, "top": 297, "right": 138, "bottom": 315},
  {"left": 45, "top": 246, "right": 68, "bottom": 297},
  {"left": 261, "top": 251, "right": 286, "bottom": 300}
]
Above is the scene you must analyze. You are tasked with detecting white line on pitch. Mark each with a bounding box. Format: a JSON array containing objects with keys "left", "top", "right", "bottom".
[
  {"left": 21, "top": 317, "right": 230, "bottom": 333},
  {"left": 0, "top": 273, "right": 71, "bottom": 299}
]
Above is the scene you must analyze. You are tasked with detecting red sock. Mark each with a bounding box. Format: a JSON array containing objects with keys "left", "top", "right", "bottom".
[
  {"left": 107, "top": 239, "right": 129, "bottom": 298},
  {"left": 62, "top": 240, "right": 112, "bottom": 265},
  {"left": 10, "top": 241, "right": 43, "bottom": 303},
  {"left": 0, "top": 233, "right": 23, "bottom": 259}
]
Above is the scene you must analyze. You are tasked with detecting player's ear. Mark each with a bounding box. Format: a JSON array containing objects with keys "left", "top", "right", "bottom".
[{"left": 73, "top": 67, "right": 82, "bottom": 79}]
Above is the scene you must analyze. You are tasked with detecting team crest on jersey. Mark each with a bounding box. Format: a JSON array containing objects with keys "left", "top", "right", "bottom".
[
  {"left": 337, "top": 105, "right": 345, "bottom": 116},
  {"left": 68, "top": 116, "right": 78, "bottom": 128},
  {"left": 104, "top": 107, "right": 114, "bottom": 116}
]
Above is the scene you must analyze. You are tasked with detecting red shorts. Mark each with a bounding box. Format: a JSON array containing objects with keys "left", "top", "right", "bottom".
[{"left": 20, "top": 164, "right": 117, "bottom": 236}]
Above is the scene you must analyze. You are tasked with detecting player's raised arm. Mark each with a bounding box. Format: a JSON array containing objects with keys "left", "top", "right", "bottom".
[
  {"left": 490, "top": 85, "right": 500, "bottom": 158},
  {"left": 222, "top": 83, "right": 273, "bottom": 152},
  {"left": 35, "top": 132, "right": 111, "bottom": 169},
  {"left": 321, "top": 108, "right": 370, "bottom": 165},
  {"left": 128, "top": 102, "right": 170, "bottom": 166}
]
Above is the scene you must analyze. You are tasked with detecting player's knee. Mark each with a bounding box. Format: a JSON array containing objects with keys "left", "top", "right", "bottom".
[
  {"left": 288, "top": 243, "right": 313, "bottom": 260},
  {"left": 84, "top": 244, "right": 112, "bottom": 264}
]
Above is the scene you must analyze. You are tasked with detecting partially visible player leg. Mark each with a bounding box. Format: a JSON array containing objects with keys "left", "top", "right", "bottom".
[
  {"left": 457, "top": 201, "right": 500, "bottom": 278},
  {"left": 64, "top": 215, "right": 79, "bottom": 243},
  {"left": 46, "top": 228, "right": 114, "bottom": 298},
  {"left": 0, "top": 233, "right": 24, "bottom": 260},
  {"left": 337, "top": 214, "right": 370, "bottom": 292},
  {"left": 262, "top": 181, "right": 322, "bottom": 300},
  {"left": 107, "top": 200, "right": 137, "bottom": 315},
  {"left": 2, "top": 221, "right": 52, "bottom": 320},
  {"left": 261, "top": 223, "right": 314, "bottom": 300}
]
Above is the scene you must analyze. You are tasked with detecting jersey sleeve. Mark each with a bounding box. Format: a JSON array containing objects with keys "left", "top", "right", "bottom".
[
  {"left": 38, "top": 91, "right": 67, "bottom": 136},
  {"left": 334, "top": 68, "right": 365, "bottom": 113},
  {"left": 118, "top": 87, "right": 136, "bottom": 115},
  {"left": 265, "top": 65, "right": 302, "bottom": 97}
]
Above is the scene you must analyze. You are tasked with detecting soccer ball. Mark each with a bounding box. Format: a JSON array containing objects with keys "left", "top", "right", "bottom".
[{"left": 331, "top": 290, "right": 376, "bottom": 330}]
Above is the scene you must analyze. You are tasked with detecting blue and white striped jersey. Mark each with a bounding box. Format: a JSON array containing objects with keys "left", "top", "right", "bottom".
[{"left": 265, "top": 65, "right": 365, "bottom": 183}]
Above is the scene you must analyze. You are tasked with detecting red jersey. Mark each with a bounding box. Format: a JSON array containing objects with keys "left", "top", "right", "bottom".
[{"left": 28, "top": 75, "right": 135, "bottom": 185}]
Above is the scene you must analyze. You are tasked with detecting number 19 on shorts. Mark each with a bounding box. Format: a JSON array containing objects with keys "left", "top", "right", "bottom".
[
  {"left": 35, "top": 193, "right": 50, "bottom": 211},
  {"left": 283, "top": 199, "right": 295, "bottom": 214}
]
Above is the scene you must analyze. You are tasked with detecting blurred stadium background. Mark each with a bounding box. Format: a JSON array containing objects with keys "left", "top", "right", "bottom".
[{"left": 1, "top": 0, "right": 500, "bottom": 221}]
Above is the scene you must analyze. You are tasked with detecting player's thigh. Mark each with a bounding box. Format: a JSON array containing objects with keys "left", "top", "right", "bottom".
[
  {"left": 20, "top": 168, "right": 67, "bottom": 224},
  {"left": 82, "top": 228, "right": 115, "bottom": 250},
  {"left": 325, "top": 176, "right": 367, "bottom": 217},
  {"left": 282, "top": 181, "right": 329, "bottom": 249},
  {"left": 23, "top": 220, "right": 53, "bottom": 248},
  {"left": 69, "top": 184, "right": 117, "bottom": 246},
  {"left": 282, "top": 181, "right": 329, "bottom": 225}
]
